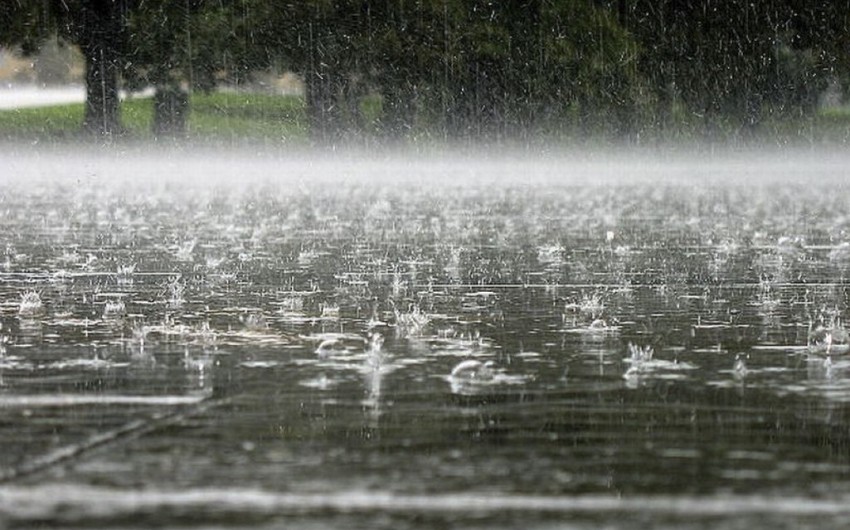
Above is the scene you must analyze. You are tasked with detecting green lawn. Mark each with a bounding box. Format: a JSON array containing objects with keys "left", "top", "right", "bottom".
[
  {"left": 1, "top": 90, "right": 850, "bottom": 146},
  {"left": 0, "top": 101, "right": 87, "bottom": 140},
  {"left": 188, "top": 92, "right": 308, "bottom": 142},
  {"left": 0, "top": 91, "right": 309, "bottom": 144}
]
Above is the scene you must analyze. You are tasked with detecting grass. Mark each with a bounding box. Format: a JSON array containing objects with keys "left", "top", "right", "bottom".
[
  {"left": 0, "top": 103, "right": 86, "bottom": 140},
  {"left": 0, "top": 91, "right": 309, "bottom": 145},
  {"left": 1, "top": 89, "right": 850, "bottom": 147},
  {"left": 189, "top": 92, "right": 308, "bottom": 142}
]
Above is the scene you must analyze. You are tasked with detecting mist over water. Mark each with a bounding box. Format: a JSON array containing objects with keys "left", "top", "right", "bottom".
[
  {"left": 2, "top": 146, "right": 850, "bottom": 528},
  {"left": 5, "top": 144, "right": 850, "bottom": 187}
]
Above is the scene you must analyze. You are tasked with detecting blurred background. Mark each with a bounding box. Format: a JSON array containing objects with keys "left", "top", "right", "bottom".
[{"left": 1, "top": 1, "right": 850, "bottom": 146}]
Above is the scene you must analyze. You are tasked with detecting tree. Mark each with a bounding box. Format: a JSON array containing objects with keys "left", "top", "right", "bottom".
[
  {"left": 71, "top": 0, "right": 131, "bottom": 136},
  {"left": 269, "top": 1, "right": 377, "bottom": 144},
  {"left": 1, "top": 0, "right": 133, "bottom": 137},
  {"left": 385, "top": 0, "right": 645, "bottom": 141},
  {"left": 625, "top": 1, "right": 844, "bottom": 138},
  {"left": 124, "top": 0, "right": 206, "bottom": 137},
  {"left": 1, "top": 0, "right": 263, "bottom": 138}
]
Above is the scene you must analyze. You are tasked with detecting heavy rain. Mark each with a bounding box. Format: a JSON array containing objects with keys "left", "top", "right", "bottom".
[{"left": 2, "top": 2, "right": 850, "bottom": 529}]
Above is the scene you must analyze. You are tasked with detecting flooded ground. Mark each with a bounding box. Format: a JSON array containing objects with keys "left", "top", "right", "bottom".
[{"left": 1, "top": 148, "right": 850, "bottom": 528}]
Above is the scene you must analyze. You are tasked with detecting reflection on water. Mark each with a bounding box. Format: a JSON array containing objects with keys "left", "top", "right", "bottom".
[{"left": 1, "top": 154, "right": 850, "bottom": 526}]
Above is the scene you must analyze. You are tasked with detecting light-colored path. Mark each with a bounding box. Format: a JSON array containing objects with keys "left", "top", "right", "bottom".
[
  {"left": 0, "top": 85, "right": 154, "bottom": 110},
  {"left": 0, "top": 85, "right": 85, "bottom": 109}
]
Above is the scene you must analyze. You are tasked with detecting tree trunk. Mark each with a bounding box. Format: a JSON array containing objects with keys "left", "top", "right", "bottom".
[
  {"left": 77, "top": 1, "right": 126, "bottom": 137},
  {"left": 81, "top": 41, "right": 121, "bottom": 136},
  {"left": 153, "top": 86, "right": 189, "bottom": 138}
]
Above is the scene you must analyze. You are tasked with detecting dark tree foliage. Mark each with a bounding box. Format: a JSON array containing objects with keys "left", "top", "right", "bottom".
[
  {"left": 245, "top": 0, "right": 642, "bottom": 143},
  {"left": 625, "top": 1, "right": 845, "bottom": 137},
  {"left": 0, "top": 2, "right": 54, "bottom": 54}
]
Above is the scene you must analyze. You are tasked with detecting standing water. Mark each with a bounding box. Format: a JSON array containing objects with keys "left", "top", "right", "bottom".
[{"left": 1, "top": 148, "right": 850, "bottom": 528}]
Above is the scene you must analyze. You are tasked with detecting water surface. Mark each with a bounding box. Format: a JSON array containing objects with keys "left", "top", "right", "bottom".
[{"left": 1, "top": 149, "right": 850, "bottom": 528}]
